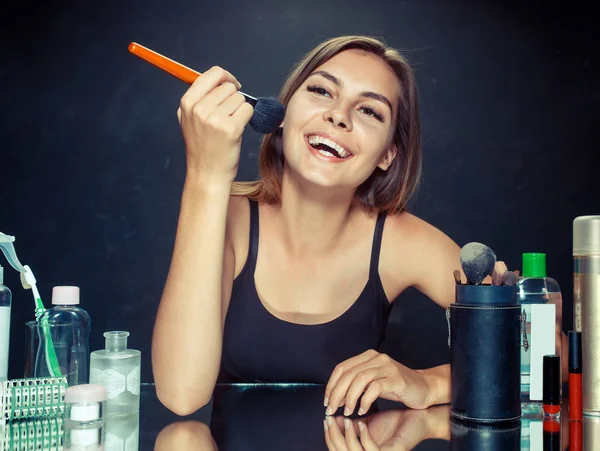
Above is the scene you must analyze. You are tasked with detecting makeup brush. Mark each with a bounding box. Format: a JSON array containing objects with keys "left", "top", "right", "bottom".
[
  {"left": 453, "top": 270, "right": 462, "bottom": 285},
  {"left": 460, "top": 242, "right": 497, "bottom": 285},
  {"left": 492, "top": 261, "right": 508, "bottom": 286},
  {"left": 128, "top": 42, "right": 285, "bottom": 134},
  {"left": 503, "top": 271, "right": 519, "bottom": 286}
]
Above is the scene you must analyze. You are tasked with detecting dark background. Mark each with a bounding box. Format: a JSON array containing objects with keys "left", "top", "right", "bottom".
[{"left": 1, "top": 0, "right": 597, "bottom": 383}]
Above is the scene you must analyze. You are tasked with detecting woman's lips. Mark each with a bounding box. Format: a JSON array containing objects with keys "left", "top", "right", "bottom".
[{"left": 304, "top": 136, "right": 353, "bottom": 164}]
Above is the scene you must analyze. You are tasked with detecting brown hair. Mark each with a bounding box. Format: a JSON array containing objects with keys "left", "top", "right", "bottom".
[{"left": 231, "top": 35, "right": 422, "bottom": 214}]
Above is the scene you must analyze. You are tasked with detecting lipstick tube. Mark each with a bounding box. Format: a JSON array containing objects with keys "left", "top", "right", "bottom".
[
  {"left": 543, "top": 355, "right": 561, "bottom": 417},
  {"left": 543, "top": 417, "right": 561, "bottom": 451},
  {"left": 569, "top": 331, "right": 583, "bottom": 421},
  {"left": 570, "top": 420, "right": 582, "bottom": 451}
]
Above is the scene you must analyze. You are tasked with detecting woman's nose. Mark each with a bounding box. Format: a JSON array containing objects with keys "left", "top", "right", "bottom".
[{"left": 324, "top": 107, "right": 352, "bottom": 131}]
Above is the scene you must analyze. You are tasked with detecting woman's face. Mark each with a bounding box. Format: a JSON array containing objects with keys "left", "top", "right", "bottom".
[{"left": 281, "top": 49, "right": 400, "bottom": 190}]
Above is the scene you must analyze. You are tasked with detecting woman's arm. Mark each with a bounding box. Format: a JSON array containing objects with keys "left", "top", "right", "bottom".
[{"left": 152, "top": 180, "right": 236, "bottom": 415}]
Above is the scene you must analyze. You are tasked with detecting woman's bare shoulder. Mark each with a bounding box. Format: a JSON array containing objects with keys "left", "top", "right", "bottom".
[
  {"left": 380, "top": 211, "right": 461, "bottom": 306},
  {"left": 385, "top": 211, "right": 454, "bottom": 248}
]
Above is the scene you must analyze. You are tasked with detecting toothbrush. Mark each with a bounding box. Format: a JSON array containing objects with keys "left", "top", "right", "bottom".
[{"left": 0, "top": 233, "right": 62, "bottom": 378}]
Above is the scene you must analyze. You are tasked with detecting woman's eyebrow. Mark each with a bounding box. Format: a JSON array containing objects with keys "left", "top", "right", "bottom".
[{"left": 308, "top": 70, "right": 393, "bottom": 114}]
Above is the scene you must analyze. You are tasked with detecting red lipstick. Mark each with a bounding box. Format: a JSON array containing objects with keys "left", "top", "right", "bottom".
[
  {"left": 543, "top": 355, "right": 561, "bottom": 417},
  {"left": 569, "top": 331, "right": 583, "bottom": 421}
]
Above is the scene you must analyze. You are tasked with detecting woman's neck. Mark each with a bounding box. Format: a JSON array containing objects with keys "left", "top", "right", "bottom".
[{"left": 274, "top": 171, "right": 361, "bottom": 258}]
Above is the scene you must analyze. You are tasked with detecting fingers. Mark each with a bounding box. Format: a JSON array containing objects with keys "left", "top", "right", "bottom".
[
  {"left": 357, "top": 421, "right": 378, "bottom": 451},
  {"left": 343, "top": 418, "right": 364, "bottom": 451},
  {"left": 231, "top": 101, "right": 254, "bottom": 126},
  {"left": 358, "top": 380, "right": 388, "bottom": 418},
  {"left": 179, "top": 66, "right": 241, "bottom": 115},
  {"left": 219, "top": 91, "right": 247, "bottom": 116},
  {"left": 190, "top": 65, "right": 241, "bottom": 98},
  {"left": 325, "top": 416, "right": 348, "bottom": 451},
  {"left": 327, "top": 352, "right": 389, "bottom": 416},
  {"left": 325, "top": 350, "right": 379, "bottom": 411},
  {"left": 201, "top": 82, "right": 240, "bottom": 111},
  {"left": 343, "top": 368, "right": 383, "bottom": 416}
]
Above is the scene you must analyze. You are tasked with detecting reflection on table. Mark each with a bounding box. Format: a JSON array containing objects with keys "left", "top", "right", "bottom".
[{"left": 3, "top": 384, "right": 599, "bottom": 450}]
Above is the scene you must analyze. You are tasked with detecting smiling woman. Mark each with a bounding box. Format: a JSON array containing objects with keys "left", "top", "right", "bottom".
[
  {"left": 153, "top": 35, "right": 461, "bottom": 417},
  {"left": 231, "top": 36, "right": 422, "bottom": 214}
]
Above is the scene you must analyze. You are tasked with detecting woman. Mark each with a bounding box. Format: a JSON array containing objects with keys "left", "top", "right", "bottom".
[{"left": 152, "top": 35, "right": 462, "bottom": 417}]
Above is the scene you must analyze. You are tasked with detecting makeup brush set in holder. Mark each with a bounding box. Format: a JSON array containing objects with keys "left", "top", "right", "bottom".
[{"left": 447, "top": 242, "right": 522, "bottom": 425}]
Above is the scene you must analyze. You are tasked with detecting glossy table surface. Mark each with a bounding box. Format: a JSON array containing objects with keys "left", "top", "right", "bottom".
[
  {"left": 139, "top": 383, "right": 594, "bottom": 450},
  {"left": 4, "top": 383, "right": 598, "bottom": 450}
]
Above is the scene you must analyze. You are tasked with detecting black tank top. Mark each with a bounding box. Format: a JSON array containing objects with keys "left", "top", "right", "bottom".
[{"left": 220, "top": 198, "right": 391, "bottom": 383}]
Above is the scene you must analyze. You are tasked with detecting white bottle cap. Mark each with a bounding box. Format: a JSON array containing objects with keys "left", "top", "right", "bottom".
[
  {"left": 52, "top": 286, "right": 80, "bottom": 305},
  {"left": 573, "top": 216, "right": 600, "bottom": 256}
]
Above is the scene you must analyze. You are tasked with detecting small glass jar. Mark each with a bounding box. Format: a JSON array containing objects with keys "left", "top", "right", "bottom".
[
  {"left": 65, "top": 384, "right": 106, "bottom": 426},
  {"left": 64, "top": 384, "right": 107, "bottom": 450}
]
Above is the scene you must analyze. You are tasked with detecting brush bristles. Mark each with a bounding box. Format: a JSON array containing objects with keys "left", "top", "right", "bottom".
[
  {"left": 249, "top": 97, "right": 285, "bottom": 134},
  {"left": 460, "top": 242, "right": 497, "bottom": 285},
  {"left": 492, "top": 261, "right": 508, "bottom": 286}
]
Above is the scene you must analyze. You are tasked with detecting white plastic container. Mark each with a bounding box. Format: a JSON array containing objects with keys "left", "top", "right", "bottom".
[{"left": 0, "top": 265, "right": 12, "bottom": 381}]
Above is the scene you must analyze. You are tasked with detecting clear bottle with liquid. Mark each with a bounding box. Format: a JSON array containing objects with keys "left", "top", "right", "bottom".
[
  {"left": 517, "top": 253, "right": 562, "bottom": 408},
  {"left": 90, "top": 331, "right": 141, "bottom": 416},
  {"left": 38, "top": 286, "right": 91, "bottom": 385},
  {"left": 0, "top": 265, "right": 12, "bottom": 381}
]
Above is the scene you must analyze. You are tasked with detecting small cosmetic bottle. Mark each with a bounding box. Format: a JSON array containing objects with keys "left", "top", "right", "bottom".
[
  {"left": 569, "top": 331, "right": 583, "bottom": 421},
  {"left": 64, "top": 384, "right": 106, "bottom": 451},
  {"left": 543, "top": 355, "right": 561, "bottom": 417},
  {"left": 65, "top": 384, "right": 106, "bottom": 426}
]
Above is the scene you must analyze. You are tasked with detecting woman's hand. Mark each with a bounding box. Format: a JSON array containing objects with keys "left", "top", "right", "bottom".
[
  {"left": 324, "top": 350, "right": 438, "bottom": 417},
  {"left": 324, "top": 405, "right": 451, "bottom": 450},
  {"left": 177, "top": 66, "right": 254, "bottom": 184}
]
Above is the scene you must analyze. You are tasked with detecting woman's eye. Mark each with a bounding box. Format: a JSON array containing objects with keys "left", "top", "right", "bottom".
[
  {"left": 360, "top": 107, "right": 384, "bottom": 122},
  {"left": 307, "top": 85, "right": 331, "bottom": 97}
]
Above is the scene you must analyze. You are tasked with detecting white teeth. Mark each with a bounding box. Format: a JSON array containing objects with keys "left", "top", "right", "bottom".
[
  {"left": 308, "top": 135, "right": 351, "bottom": 158},
  {"left": 318, "top": 149, "right": 336, "bottom": 158}
]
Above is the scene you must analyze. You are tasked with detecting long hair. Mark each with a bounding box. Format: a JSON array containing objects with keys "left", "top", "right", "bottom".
[{"left": 231, "top": 35, "right": 422, "bottom": 214}]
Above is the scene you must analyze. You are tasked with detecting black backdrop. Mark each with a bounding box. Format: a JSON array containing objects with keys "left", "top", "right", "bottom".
[{"left": 1, "top": 0, "right": 598, "bottom": 383}]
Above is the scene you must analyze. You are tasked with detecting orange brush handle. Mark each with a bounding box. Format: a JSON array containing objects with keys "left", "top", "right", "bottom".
[{"left": 128, "top": 42, "right": 201, "bottom": 84}]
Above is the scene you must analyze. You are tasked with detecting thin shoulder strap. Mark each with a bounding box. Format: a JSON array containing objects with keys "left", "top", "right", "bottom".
[
  {"left": 247, "top": 198, "right": 260, "bottom": 272},
  {"left": 369, "top": 211, "right": 387, "bottom": 279}
]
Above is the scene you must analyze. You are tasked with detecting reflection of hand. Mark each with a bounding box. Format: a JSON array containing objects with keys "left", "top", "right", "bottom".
[
  {"left": 154, "top": 421, "right": 217, "bottom": 451},
  {"left": 324, "top": 405, "right": 450, "bottom": 451}
]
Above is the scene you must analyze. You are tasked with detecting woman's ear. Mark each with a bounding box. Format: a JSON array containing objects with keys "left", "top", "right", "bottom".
[{"left": 377, "top": 144, "right": 398, "bottom": 171}]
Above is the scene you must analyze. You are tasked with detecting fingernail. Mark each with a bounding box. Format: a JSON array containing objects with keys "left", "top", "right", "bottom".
[
  {"left": 358, "top": 421, "right": 365, "bottom": 432},
  {"left": 324, "top": 396, "right": 329, "bottom": 407},
  {"left": 325, "top": 406, "right": 333, "bottom": 416},
  {"left": 323, "top": 419, "right": 329, "bottom": 431},
  {"left": 344, "top": 408, "right": 351, "bottom": 416},
  {"left": 344, "top": 418, "right": 351, "bottom": 430},
  {"left": 326, "top": 416, "right": 333, "bottom": 426},
  {"left": 358, "top": 408, "right": 365, "bottom": 416}
]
